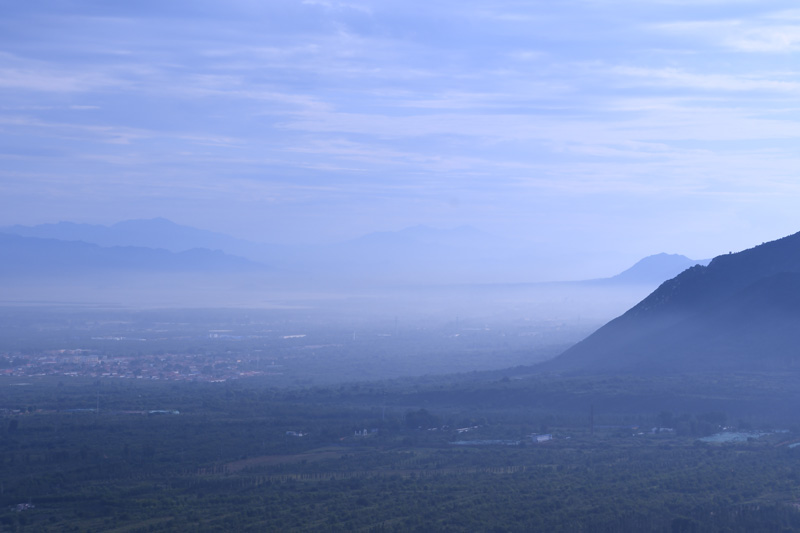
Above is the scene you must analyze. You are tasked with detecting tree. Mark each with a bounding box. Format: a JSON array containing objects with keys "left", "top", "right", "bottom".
[{"left": 404, "top": 409, "right": 441, "bottom": 429}]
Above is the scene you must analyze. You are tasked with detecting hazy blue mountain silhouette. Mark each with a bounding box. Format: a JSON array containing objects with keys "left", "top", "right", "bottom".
[
  {"left": 2, "top": 219, "right": 704, "bottom": 287},
  {"left": 0, "top": 233, "right": 266, "bottom": 278},
  {"left": 543, "top": 231, "right": 800, "bottom": 374},
  {"left": 1, "top": 218, "right": 251, "bottom": 253},
  {"left": 1, "top": 220, "right": 536, "bottom": 284},
  {"left": 602, "top": 253, "right": 709, "bottom": 284},
  {"left": 1, "top": 219, "right": 485, "bottom": 256}
]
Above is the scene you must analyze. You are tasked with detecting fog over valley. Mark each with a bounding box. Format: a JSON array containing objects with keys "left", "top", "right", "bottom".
[
  {"left": 1, "top": 217, "right": 695, "bottom": 382},
  {"left": 5, "top": 1, "right": 800, "bottom": 530}
]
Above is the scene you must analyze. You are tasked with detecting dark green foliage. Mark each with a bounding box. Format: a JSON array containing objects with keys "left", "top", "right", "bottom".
[
  {"left": 404, "top": 408, "right": 441, "bottom": 429},
  {"left": 2, "top": 375, "right": 800, "bottom": 531}
]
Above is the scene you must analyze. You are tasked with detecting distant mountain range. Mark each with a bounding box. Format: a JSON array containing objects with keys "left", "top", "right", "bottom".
[
  {"left": 0, "top": 218, "right": 704, "bottom": 287},
  {"left": 0, "top": 233, "right": 266, "bottom": 278},
  {"left": 0, "top": 219, "right": 527, "bottom": 284},
  {"left": 1, "top": 218, "right": 247, "bottom": 253},
  {"left": 543, "top": 230, "right": 800, "bottom": 374}
]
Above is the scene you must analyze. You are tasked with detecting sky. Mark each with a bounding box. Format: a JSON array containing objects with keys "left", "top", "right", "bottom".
[{"left": 2, "top": 0, "right": 800, "bottom": 272}]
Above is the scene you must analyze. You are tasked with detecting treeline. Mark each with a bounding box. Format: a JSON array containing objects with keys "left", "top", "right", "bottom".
[{"left": 2, "top": 372, "right": 800, "bottom": 530}]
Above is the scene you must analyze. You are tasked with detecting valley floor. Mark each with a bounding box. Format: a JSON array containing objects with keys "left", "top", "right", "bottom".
[{"left": 3, "top": 375, "right": 800, "bottom": 531}]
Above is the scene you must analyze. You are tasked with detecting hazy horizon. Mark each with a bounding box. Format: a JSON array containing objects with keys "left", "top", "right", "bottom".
[
  {"left": 7, "top": 5, "right": 800, "bottom": 529},
  {"left": 3, "top": 1, "right": 800, "bottom": 278}
]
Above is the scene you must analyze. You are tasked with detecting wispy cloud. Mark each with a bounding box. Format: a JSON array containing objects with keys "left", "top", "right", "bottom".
[
  {"left": 610, "top": 66, "right": 800, "bottom": 92},
  {"left": 3, "top": 0, "right": 800, "bottom": 258},
  {"left": 728, "top": 25, "right": 800, "bottom": 52},
  {"left": 301, "top": 0, "right": 372, "bottom": 13},
  {"left": 656, "top": 11, "right": 800, "bottom": 52},
  {"left": 0, "top": 56, "right": 124, "bottom": 93}
]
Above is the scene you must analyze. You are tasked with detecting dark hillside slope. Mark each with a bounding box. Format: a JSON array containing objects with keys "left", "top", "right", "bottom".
[{"left": 543, "top": 231, "right": 800, "bottom": 374}]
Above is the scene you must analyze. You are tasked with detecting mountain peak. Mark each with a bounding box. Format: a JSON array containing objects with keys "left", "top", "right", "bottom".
[
  {"left": 543, "top": 230, "right": 800, "bottom": 375},
  {"left": 609, "top": 253, "right": 707, "bottom": 285}
]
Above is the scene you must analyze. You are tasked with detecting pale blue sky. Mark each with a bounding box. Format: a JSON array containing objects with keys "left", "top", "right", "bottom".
[{"left": 2, "top": 0, "right": 800, "bottom": 273}]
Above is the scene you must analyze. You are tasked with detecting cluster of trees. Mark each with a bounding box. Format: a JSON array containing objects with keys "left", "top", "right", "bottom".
[{"left": 1, "top": 375, "right": 800, "bottom": 531}]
